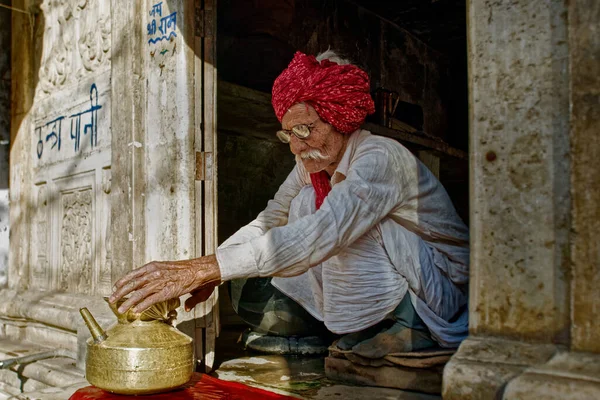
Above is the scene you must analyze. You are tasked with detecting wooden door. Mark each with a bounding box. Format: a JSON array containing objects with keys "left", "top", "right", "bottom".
[{"left": 192, "top": 0, "right": 219, "bottom": 372}]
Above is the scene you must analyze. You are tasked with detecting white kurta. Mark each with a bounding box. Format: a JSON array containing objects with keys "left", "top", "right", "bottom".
[{"left": 216, "top": 129, "right": 470, "bottom": 347}]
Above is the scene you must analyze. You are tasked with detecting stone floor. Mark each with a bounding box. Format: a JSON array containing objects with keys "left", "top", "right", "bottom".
[
  {"left": 211, "top": 327, "right": 441, "bottom": 400},
  {"left": 0, "top": 328, "right": 441, "bottom": 399},
  {"left": 0, "top": 339, "right": 88, "bottom": 400}
]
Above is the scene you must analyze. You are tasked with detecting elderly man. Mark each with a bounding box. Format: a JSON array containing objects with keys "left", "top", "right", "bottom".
[{"left": 110, "top": 50, "right": 469, "bottom": 358}]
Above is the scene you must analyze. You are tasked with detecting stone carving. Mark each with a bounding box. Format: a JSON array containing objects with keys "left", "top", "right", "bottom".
[
  {"left": 38, "top": 37, "right": 72, "bottom": 95},
  {"left": 32, "top": 184, "right": 49, "bottom": 289},
  {"left": 60, "top": 188, "right": 93, "bottom": 293},
  {"left": 24, "top": 2, "right": 113, "bottom": 297},
  {"left": 37, "top": 185, "right": 48, "bottom": 252},
  {"left": 77, "top": 14, "right": 111, "bottom": 77},
  {"left": 37, "top": 0, "right": 111, "bottom": 96}
]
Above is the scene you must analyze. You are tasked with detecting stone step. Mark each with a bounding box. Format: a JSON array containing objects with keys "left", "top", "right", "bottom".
[
  {"left": 0, "top": 339, "right": 86, "bottom": 396},
  {"left": 0, "top": 290, "right": 114, "bottom": 335},
  {"left": 0, "top": 372, "right": 52, "bottom": 396},
  {"left": 5, "top": 382, "right": 89, "bottom": 400}
]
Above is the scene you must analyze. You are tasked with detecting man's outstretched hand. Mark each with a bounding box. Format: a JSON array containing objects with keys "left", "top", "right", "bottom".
[{"left": 108, "top": 255, "right": 222, "bottom": 314}]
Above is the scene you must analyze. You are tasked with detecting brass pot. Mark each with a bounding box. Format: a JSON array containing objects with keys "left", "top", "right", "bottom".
[{"left": 80, "top": 298, "right": 194, "bottom": 395}]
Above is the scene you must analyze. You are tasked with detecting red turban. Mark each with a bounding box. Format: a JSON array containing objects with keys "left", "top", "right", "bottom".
[
  {"left": 272, "top": 51, "right": 375, "bottom": 134},
  {"left": 271, "top": 51, "right": 375, "bottom": 209}
]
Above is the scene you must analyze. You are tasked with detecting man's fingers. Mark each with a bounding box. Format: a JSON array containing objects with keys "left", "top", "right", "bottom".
[
  {"left": 109, "top": 279, "right": 142, "bottom": 304},
  {"left": 110, "top": 264, "right": 159, "bottom": 303},
  {"left": 117, "top": 288, "right": 150, "bottom": 314},
  {"left": 113, "top": 266, "right": 151, "bottom": 291},
  {"left": 132, "top": 292, "right": 166, "bottom": 314}
]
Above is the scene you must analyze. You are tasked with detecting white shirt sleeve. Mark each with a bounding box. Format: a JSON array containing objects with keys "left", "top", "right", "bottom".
[
  {"left": 216, "top": 164, "right": 307, "bottom": 278},
  {"left": 216, "top": 140, "right": 409, "bottom": 281}
]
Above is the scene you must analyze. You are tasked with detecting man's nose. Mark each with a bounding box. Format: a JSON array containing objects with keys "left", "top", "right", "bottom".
[{"left": 289, "top": 135, "right": 308, "bottom": 154}]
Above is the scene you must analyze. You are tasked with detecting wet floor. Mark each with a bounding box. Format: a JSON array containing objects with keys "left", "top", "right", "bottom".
[{"left": 211, "top": 327, "right": 440, "bottom": 400}]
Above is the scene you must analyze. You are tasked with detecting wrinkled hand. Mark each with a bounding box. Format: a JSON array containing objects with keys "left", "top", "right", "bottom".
[{"left": 109, "top": 255, "right": 221, "bottom": 314}]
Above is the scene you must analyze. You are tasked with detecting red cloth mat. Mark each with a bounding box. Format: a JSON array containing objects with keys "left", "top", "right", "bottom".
[{"left": 69, "top": 373, "right": 298, "bottom": 400}]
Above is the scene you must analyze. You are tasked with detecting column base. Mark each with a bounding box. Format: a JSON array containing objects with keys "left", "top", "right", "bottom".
[
  {"left": 442, "top": 336, "right": 559, "bottom": 399},
  {"left": 504, "top": 351, "right": 600, "bottom": 399}
]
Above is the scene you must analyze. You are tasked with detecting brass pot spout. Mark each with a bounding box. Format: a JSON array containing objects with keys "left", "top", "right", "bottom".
[{"left": 79, "top": 307, "right": 107, "bottom": 343}]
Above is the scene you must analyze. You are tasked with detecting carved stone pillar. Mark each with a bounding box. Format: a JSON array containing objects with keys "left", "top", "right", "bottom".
[
  {"left": 443, "top": 0, "right": 600, "bottom": 398},
  {"left": 110, "top": 0, "right": 197, "bottom": 284},
  {"left": 501, "top": 1, "right": 600, "bottom": 397},
  {"left": 111, "top": 0, "right": 214, "bottom": 370},
  {"left": 110, "top": 0, "right": 147, "bottom": 282}
]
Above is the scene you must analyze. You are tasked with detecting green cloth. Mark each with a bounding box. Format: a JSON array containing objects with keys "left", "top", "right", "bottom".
[
  {"left": 230, "top": 278, "right": 326, "bottom": 337},
  {"left": 231, "top": 277, "right": 435, "bottom": 356}
]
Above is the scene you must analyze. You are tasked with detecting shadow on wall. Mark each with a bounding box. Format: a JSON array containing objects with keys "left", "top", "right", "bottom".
[
  {"left": 1, "top": 2, "right": 13, "bottom": 288},
  {"left": 0, "top": 192, "right": 6, "bottom": 287},
  {"left": 0, "top": 2, "right": 10, "bottom": 191}
]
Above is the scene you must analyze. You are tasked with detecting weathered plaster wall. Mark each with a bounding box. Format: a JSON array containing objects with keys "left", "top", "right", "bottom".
[{"left": 0, "top": 5, "right": 10, "bottom": 288}]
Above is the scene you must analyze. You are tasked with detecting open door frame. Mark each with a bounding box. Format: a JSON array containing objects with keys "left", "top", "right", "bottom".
[{"left": 192, "top": 0, "right": 219, "bottom": 372}]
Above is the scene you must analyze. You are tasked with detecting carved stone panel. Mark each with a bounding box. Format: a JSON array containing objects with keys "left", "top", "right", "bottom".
[
  {"left": 31, "top": 160, "right": 112, "bottom": 296},
  {"left": 48, "top": 168, "right": 98, "bottom": 294},
  {"left": 59, "top": 186, "right": 93, "bottom": 293},
  {"left": 29, "top": 61, "right": 111, "bottom": 295},
  {"left": 37, "top": 0, "right": 112, "bottom": 98}
]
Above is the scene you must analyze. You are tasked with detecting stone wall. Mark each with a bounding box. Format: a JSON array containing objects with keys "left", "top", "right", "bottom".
[
  {"left": 443, "top": 0, "right": 600, "bottom": 398},
  {"left": 0, "top": 5, "right": 10, "bottom": 288},
  {"left": 24, "top": 0, "right": 112, "bottom": 295}
]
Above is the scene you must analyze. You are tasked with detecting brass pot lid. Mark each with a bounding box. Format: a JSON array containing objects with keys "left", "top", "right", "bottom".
[{"left": 104, "top": 297, "right": 180, "bottom": 324}]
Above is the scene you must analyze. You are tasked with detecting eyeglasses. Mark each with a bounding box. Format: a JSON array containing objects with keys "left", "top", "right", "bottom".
[{"left": 276, "top": 120, "right": 319, "bottom": 143}]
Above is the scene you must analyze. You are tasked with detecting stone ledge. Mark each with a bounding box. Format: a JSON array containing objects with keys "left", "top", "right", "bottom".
[
  {"left": 0, "top": 317, "right": 76, "bottom": 351},
  {"left": 442, "top": 336, "right": 561, "bottom": 399},
  {"left": 0, "top": 289, "right": 114, "bottom": 334},
  {"left": 0, "top": 289, "right": 116, "bottom": 369},
  {"left": 5, "top": 382, "right": 88, "bottom": 400},
  {"left": 0, "top": 339, "right": 85, "bottom": 389},
  {"left": 503, "top": 351, "right": 600, "bottom": 399},
  {"left": 0, "top": 339, "right": 87, "bottom": 399},
  {"left": 0, "top": 375, "right": 51, "bottom": 397}
]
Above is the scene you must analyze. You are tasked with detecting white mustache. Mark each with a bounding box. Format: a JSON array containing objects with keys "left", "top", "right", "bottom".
[{"left": 300, "top": 149, "right": 327, "bottom": 160}]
